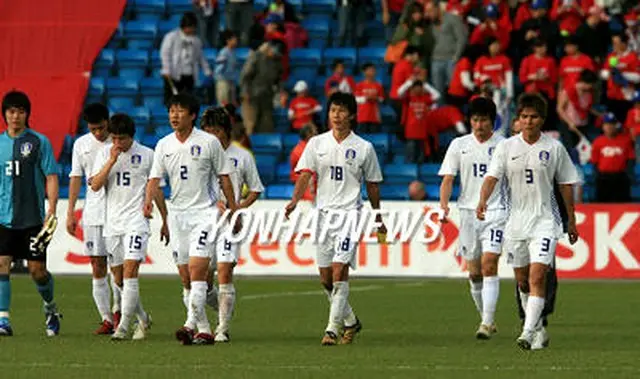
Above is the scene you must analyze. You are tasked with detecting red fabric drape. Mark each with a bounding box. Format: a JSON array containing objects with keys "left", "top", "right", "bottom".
[{"left": 0, "top": 0, "right": 126, "bottom": 158}]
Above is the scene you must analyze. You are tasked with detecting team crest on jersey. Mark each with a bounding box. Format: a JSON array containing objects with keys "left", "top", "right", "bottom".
[
  {"left": 344, "top": 148, "right": 356, "bottom": 166},
  {"left": 230, "top": 157, "right": 238, "bottom": 167},
  {"left": 191, "top": 145, "right": 202, "bottom": 158},
  {"left": 539, "top": 151, "right": 550, "bottom": 164},
  {"left": 20, "top": 142, "right": 33, "bottom": 158},
  {"left": 131, "top": 154, "right": 142, "bottom": 166}
]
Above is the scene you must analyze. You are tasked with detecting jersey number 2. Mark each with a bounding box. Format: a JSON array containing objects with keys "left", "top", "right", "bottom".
[
  {"left": 4, "top": 161, "right": 20, "bottom": 177},
  {"left": 180, "top": 165, "right": 188, "bottom": 180}
]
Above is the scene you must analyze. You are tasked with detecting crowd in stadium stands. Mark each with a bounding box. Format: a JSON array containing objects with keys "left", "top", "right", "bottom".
[{"left": 72, "top": 0, "right": 640, "bottom": 207}]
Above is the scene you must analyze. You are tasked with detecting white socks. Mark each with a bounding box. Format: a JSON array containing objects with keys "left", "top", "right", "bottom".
[
  {"left": 519, "top": 287, "right": 529, "bottom": 317},
  {"left": 189, "top": 281, "right": 211, "bottom": 335},
  {"left": 523, "top": 296, "right": 545, "bottom": 333},
  {"left": 469, "top": 280, "right": 483, "bottom": 317},
  {"left": 324, "top": 287, "right": 358, "bottom": 327},
  {"left": 120, "top": 278, "right": 140, "bottom": 331},
  {"left": 216, "top": 283, "right": 236, "bottom": 334},
  {"left": 327, "top": 282, "right": 349, "bottom": 334},
  {"left": 110, "top": 274, "right": 122, "bottom": 314},
  {"left": 92, "top": 277, "right": 112, "bottom": 323},
  {"left": 481, "top": 276, "right": 499, "bottom": 326},
  {"left": 182, "top": 288, "right": 190, "bottom": 310}
]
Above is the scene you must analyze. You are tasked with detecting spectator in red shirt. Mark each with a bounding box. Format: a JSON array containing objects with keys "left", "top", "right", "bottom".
[
  {"left": 398, "top": 79, "right": 441, "bottom": 162},
  {"left": 381, "top": 0, "right": 407, "bottom": 42},
  {"left": 624, "top": 90, "right": 640, "bottom": 162},
  {"left": 558, "top": 35, "right": 596, "bottom": 91},
  {"left": 290, "top": 124, "right": 317, "bottom": 201},
  {"left": 263, "top": 14, "right": 290, "bottom": 81},
  {"left": 355, "top": 63, "right": 385, "bottom": 134},
  {"left": 390, "top": 46, "right": 421, "bottom": 128},
  {"left": 447, "top": 46, "right": 481, "bottom": 112},
  {"left": 591, "top": 112, "right": 635, "bottom": 202},
  {"left": 519, "top": 39, "right": 558, "bottom": 128},
  {"left": 325, "top": 59, "right": 356, "bottom": 96},
  {"left": 513, "top": 0, "right": 533, "bottom": 32},
  {"left": 473, "top": 38, "right": 514, "bottom": 108},
  {"left": 600, "top": 33, "right": 640, "bottom": 123},
  {"left": 288, "top": 80, "right": 322, "bottom": 131},
  {"left": 550, "top": 0, "right": 593, "bottom": 36},
  {"left": 469, "top": 4, "right": 510, "bottom": 50},
  {"left": 557, "top": 69, "right": 598, "bottom": 149}
]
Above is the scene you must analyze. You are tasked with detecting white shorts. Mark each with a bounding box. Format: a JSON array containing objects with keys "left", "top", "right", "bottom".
[
  {"left": 105, "top": 232, "right": 149, "bottom": 266},
  {"left": 457, "top": 209, "right": 507, "bottom": 261},
  {"left": 315, "top": 210, "right": 358, "bottom": 269},
  {"left": 213, "top": 225, "right": 239, "bottom": 265},
  {"left": 169, "top": 208, "right": 218, "bottom": 265},
  {"left": 83, "top": 225, "right": 107, "bottom": 257},
  {"left": 504, "top": 236, "right": 557, "bottom": 268}
]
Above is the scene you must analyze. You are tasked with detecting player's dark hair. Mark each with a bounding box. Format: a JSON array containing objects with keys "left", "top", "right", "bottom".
[
  {"left": 201, "top": 106, "right": 232, "bottom": 138},
  {"left": 108, "top": 113, "right": 135, "bottom": 137},
  {"left": 2, "top": 90, "right": 31, "bottom": 126},
  {"left": 517, "top": 93, "right": 548, "bottom": 120},
  {"left": 578, "top": 69, "right": 597, "bottom": 84},
  {"left": 469, "top": 97, "right": 497, "bottom": 123},
  {"left": 326, "top": 92, "right": 357, "bottom": 130},
  {"left": 180, "top": 12, "right": 198, "bottom": 29},
  {"left": 83, "top": 103, "right": 109, "bottom": 124},
  {"left": 168, "top": 93, "right": 200, "bottom": 126},
  {"left": 231, "top": 123, "right": 246, "bottom": 141}
]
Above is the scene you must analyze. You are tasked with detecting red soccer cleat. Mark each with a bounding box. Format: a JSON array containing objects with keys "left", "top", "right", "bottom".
[
  {"left": 113, "top": 311, "right": 122, "bottom": 330},
  {"left": 193, "top": 332, "right": 215, "bottom": 345},
  {"left": 175, "top": 327, "right": 195, "bottom": 345},
  {"left": 94, "top": 320, "right": 114, "bottom": 335}
]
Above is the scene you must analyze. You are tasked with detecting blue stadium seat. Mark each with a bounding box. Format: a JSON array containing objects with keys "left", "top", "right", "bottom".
[
  {"left": 383, "top": 164, "right": 418, "bottom": 184},
  {"left": 273, "top": 108, "right": 289, "bottom": 132},
  {"left": 157, "top": 20, "right": 178, "bottom": 38},
  {"left": 106, "top": 78, "right": 139, "bottom": 96},
  {"left": 107, "top": 97, "right": 135, "bottom": 110},
  {"left": 380, "top": 185, "right": 408, "bottom": 200},
  {"left": 106, "top": 23, "right": 124, "bottom": 49},
  {"left": 308, "top": 39, "right": 328, "bottom": 49},
  {"left": 287, "top": 0, "right": 303, "bottom": 13},
  {"left": 286, "top": 68, "right": 318, "bottom": 91},
  {"left": 266, "top": 184, "right": 295, "bottom": 199},
  {"left": 419, "top": 164, "right": 441, "bottom": 183},
  {"left": 88, "top": 78, "right": 105, "bottom": 98},
  {"left": 631, "top": 185, "right": 640, "bottom": 200},
  {"left": 204, "top": 48, "right": 218, "bottom": 66},
  {"left": 124, "top": 21, "right": 157, "bottom": 50},
  {"left": 135, "top": 0, "right": 166, "bottom": 19},
  {"left": 380, "top": 104, "right": 396, "bottom": 124},
  {"left": 364, "top": 20, "right": 386, "bottom": 41},
  {"left": 140, "top": 77, "right": 164, "bottom": 109},
  {"left": 312, "top": 76, "right": 327, "bottom": 97},
  {"left": 149, "top": 50, "right": 162, "bottom": 77},
  {"left": 451, "top": 185, "right": 460, "bottom": 200},
  {"left": 276, "top": 162, "right": 291, "bottom": 183},
  {"left": 166, "top": 0, "right": 193, "bottom": 14},
  {"left": 255, "top": 154, "right": 278, "bottom": 184},
  {"left": 301, "top": 17, "right": 330, "bottom": 40},
  {"left": 289, "top": 48, "right": 322, "bottom": 68},
  {"left": 304, "top": 0, "right": 336, "bottom": 14},
  {"left": 283, "top": 133, "right": 300, "bottom": 154},
  {"left": 150, "top": 106, "right": 169, "bottom": 125},
  {"left": 253, "top": 0, "right": 268, "bottom": 11},
  {"left": 438, "top": 131, "right": 456, "bottom": 149},
  {"left": 390, "top": 155, "right": 405, "bottom": 164},
  {"left": 116, "top": 50, "right": 149, "bottom": 78},
  {"left": 358, "top": 47, "right": 386, "bottom": 66},
  {"left": 323, "top": 48, "right": 357, "bottom": 71},
  {"left": 155, "top": 124, "right": 173, "bottom": 138},
  {"left": 634, "top": 164, "right": 640, "bottom": 181},
  {"left": 236, "top": 47, "right": 251, "bottom": 67},
  {"left": 390, "top": 135, "right": 405, "bottom": 155},
  {"left": 425, "top": 184, "right": 440, "bottom": 200},
  {"left": 360, "top": 134, "right": 389, "bottom": 156},
  {"left": 93, "top": 49, "right": 115, "bottom": 77},
  {"left": 251, "top": 134, "right": 283, "bottom": 155},
  {"left": 582, "top": 163, "right": 595, "bottom": 183},
  {"left": 141, "top": 133, "right": 160, "bottom": 149},
  {"left": 121, "top": 107, "right": 151, "bottom": 132}
]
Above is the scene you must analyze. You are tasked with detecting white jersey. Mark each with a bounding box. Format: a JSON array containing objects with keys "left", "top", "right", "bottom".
[
  {"left": 213, "top": 144, "right": 264, "bottom": 203},
  {"left": 150, "top": 128, "right": 232, "bottom": 212},
  {"left": 487, "top": 133, "right": 579, "bottom": 240},
  {"left": 69, "top": 133, "right": 110, "bottom": 226},
  {"left": 295, "top": 131, "right": 383, "bottom": 211},
  {"left": 92, "top": 142, "right": 154, "bottom": 237},
  {"left": 439, "top": 133, "right": 508, "bottom": 211}
]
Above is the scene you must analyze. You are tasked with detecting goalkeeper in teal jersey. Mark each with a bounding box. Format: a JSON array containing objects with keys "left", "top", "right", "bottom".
[{"left": 0, "top": 91, "right": 61, "bottom": 337}]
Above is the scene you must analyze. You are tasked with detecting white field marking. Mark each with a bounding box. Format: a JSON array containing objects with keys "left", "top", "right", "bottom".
[
  {"left": 240, "top": 284, "right": 384, "bottom": 301},
  {"left": 4, "top": 362, "right": 640, "bottom": 372}
]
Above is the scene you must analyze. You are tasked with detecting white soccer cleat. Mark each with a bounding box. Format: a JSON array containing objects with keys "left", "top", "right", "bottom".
[
  {"left": 132, "top": 314, "right": 152, "bottom": 341},
  {"left": 214, "top": 332, "right": 230, "bottom": 343},
  {"left": 475, "top": 324, "right": 496, "bottom": 340},
  {"left": 516, "top": 330, "right": 535, "bottom": 350},
  {"left": 111, "top": 327, "right": 128, "bottom": 341},
  {"left": 531, "top": 327, "right": 550, "bottom": 350}
]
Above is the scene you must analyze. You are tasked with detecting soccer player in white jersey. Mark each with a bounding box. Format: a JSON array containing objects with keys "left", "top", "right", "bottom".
[
  {"left": 477, "top": 93, "right": 579, "bottom": 351},
  {"left": 201, "top": 106, "right": 264, "bottom": 342},
  {"left": 67, "top": 103, "right": 123, "bottom": 334},
  {"left": 285, "top": 92, "right": 385, "bottom": 346},
  {"left": 90, "top": 114, "right": 162, "bottom": 340},
  {"left": 438, "top": 97, "right": 507, "bottom": 340},
  {"left": 144, "top": 94, "right": 236, "bottom": 346}
]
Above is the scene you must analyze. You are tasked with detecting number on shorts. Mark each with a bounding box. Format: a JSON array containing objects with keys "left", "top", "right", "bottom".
[
  {"left": 116, "top": 171, "right": 131, "bottom": 186},
  {"left": 541, "top": 238, "right": 551, "bottom": 253},
  {"left": 198, "top": 231, "right": 209, "bottom": 246},
  {"left": 29, "top": 236, "right": 37, "bottom": 252},
  {"left": 129, "top": 235, "right": 142, "bottom": 250},
  {"left": 224, "top": 239, "right": 232, "bottom": 251},
  {"left": 473, "top": 163, "right": 487, "bottom": 178},
  {"left": 330, "top": 165, "right": 343, "bottom": 181},
  {"left": 340, "top": 238, "right": 350, "bottom": 252},
  {"left": 490, "top": 229, "right": 503, "bottom": 243},
  {"left": 180, "top": 165, "right": 188, "bottom": 180},
  {"left": 525, "top": 169, "right": 534, "bottom": 184}
]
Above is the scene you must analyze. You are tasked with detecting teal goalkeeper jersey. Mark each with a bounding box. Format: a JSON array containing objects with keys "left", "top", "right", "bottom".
[{"left": 0, "top": 129, "right": 59, "bottom": 229}]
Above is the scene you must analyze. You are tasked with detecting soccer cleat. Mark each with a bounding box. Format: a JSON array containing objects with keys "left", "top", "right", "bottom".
[
  {"left": 475, "top": 324, "right": 497, "bottom": 340},
  {"left": 113, "top": 311, "right": 122, "bottom": 329},
  {"left": 94, "top": 320, "right": 114, "bottom": 335},
  {"left": 340, "top": 318, "right": 362, "bottom": 345},
  {"left": 45, "top": 312, "right": 62, "bottom": 337},
  {"left": 321, "top": 331, "right": 339, "bottom": 346},
  {"left": 132, "top": 314, "right": 152, "bottom": 341},
  {"left": 175, "top": 326, "right": 195, "bottom": 345},
  {"left": 531, "top": 327, "right": 550, "bottom": 350},
  {"left": 214, "top": 332, "right": 230, "bottom": 343},
  {"left": 516, "top": 330, "right": 535, "bottom": 350},
  {"left": 206, "top": 289, "right": 218, "bottom": 311},
  {"left": 0, "top": 318, "right": 13, "bottom": 336},
  {"left": 193, "top": 332, "right": 215, "bottom": 345},
  {"left": 111, "top": 327, "right": 128, "bottom": 340}
]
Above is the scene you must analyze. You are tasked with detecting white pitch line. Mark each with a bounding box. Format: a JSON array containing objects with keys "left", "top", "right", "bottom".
[{"left": 240, "top": 285, "right": 384, "bottom": 300}]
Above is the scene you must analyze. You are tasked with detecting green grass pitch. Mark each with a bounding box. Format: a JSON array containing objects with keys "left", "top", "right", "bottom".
[{"left": 2, "top": 276, "right": 639, "bottom": 379}]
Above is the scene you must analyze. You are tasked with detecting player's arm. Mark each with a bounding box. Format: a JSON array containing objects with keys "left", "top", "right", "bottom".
[
  {"left": 285, "top": 171, "right": 312, "bottom": 218},
  {"left": 364, "top": 144, "right": 386, "bottom": 236},
  {"left": 439, "top": 175, "right": 455, "bottom": 217},
  {"left": 219, "top": 174, "right": 237, "bottom": 212},
  {"left": 438, "top": 140, "right": 459, "bottom": 218},
  {"left": 144, "top": 178, "right": 161, "bottom": 217},
  {"left": 558, "top": 183, "right": 577, "bottom": 242},
  {"left": 90, "top": 146, "right": 119, "bottom": 192},
  {"left": 152, "top": 185, "right": 168, "bottom": 221},
  {"left": 477, "top": 141, "right": 506, "bottom": 220},
  {"left": 39, "top": 136, "right": 60, "bottom": 220},
  {"left": 46, "top": 174, "right": 59, "bottom": 219},
  {"left": 239, "top": 156, "right": 264, "bottom": 209},
  {"left": 365, "top": 181, "right": 386, "bottom": 236}
]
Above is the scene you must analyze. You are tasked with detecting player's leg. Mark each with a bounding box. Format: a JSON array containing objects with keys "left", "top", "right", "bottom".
[
  {"left": 206, "top": 262, "right": 218, "bottom": 310},
  {"left": 458, "top": 212, "right": 483, "bottom": 321},
  {"left": 476, "top": 216, "right": 505, "bottom": 339},
  {"left": 86, "top": 226, "right": 113, "bottom": 334},
  {"left": 466, "top": 259, "right": 483, "bottom": 320},
  {"left": 541, "top": 260, "right": 558, "bottom": 326},
  {"left": 214, "top": 235, "right": 237, "bottom": 342},
  {"left": 169, "top": 212, "right": 191, "bottom": 310},
  {"left": 0, "top": 255, "right": 12, "bottom": 336},
  {"left": 109, "top": 269, "right": 122, "bottom": 328}
]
